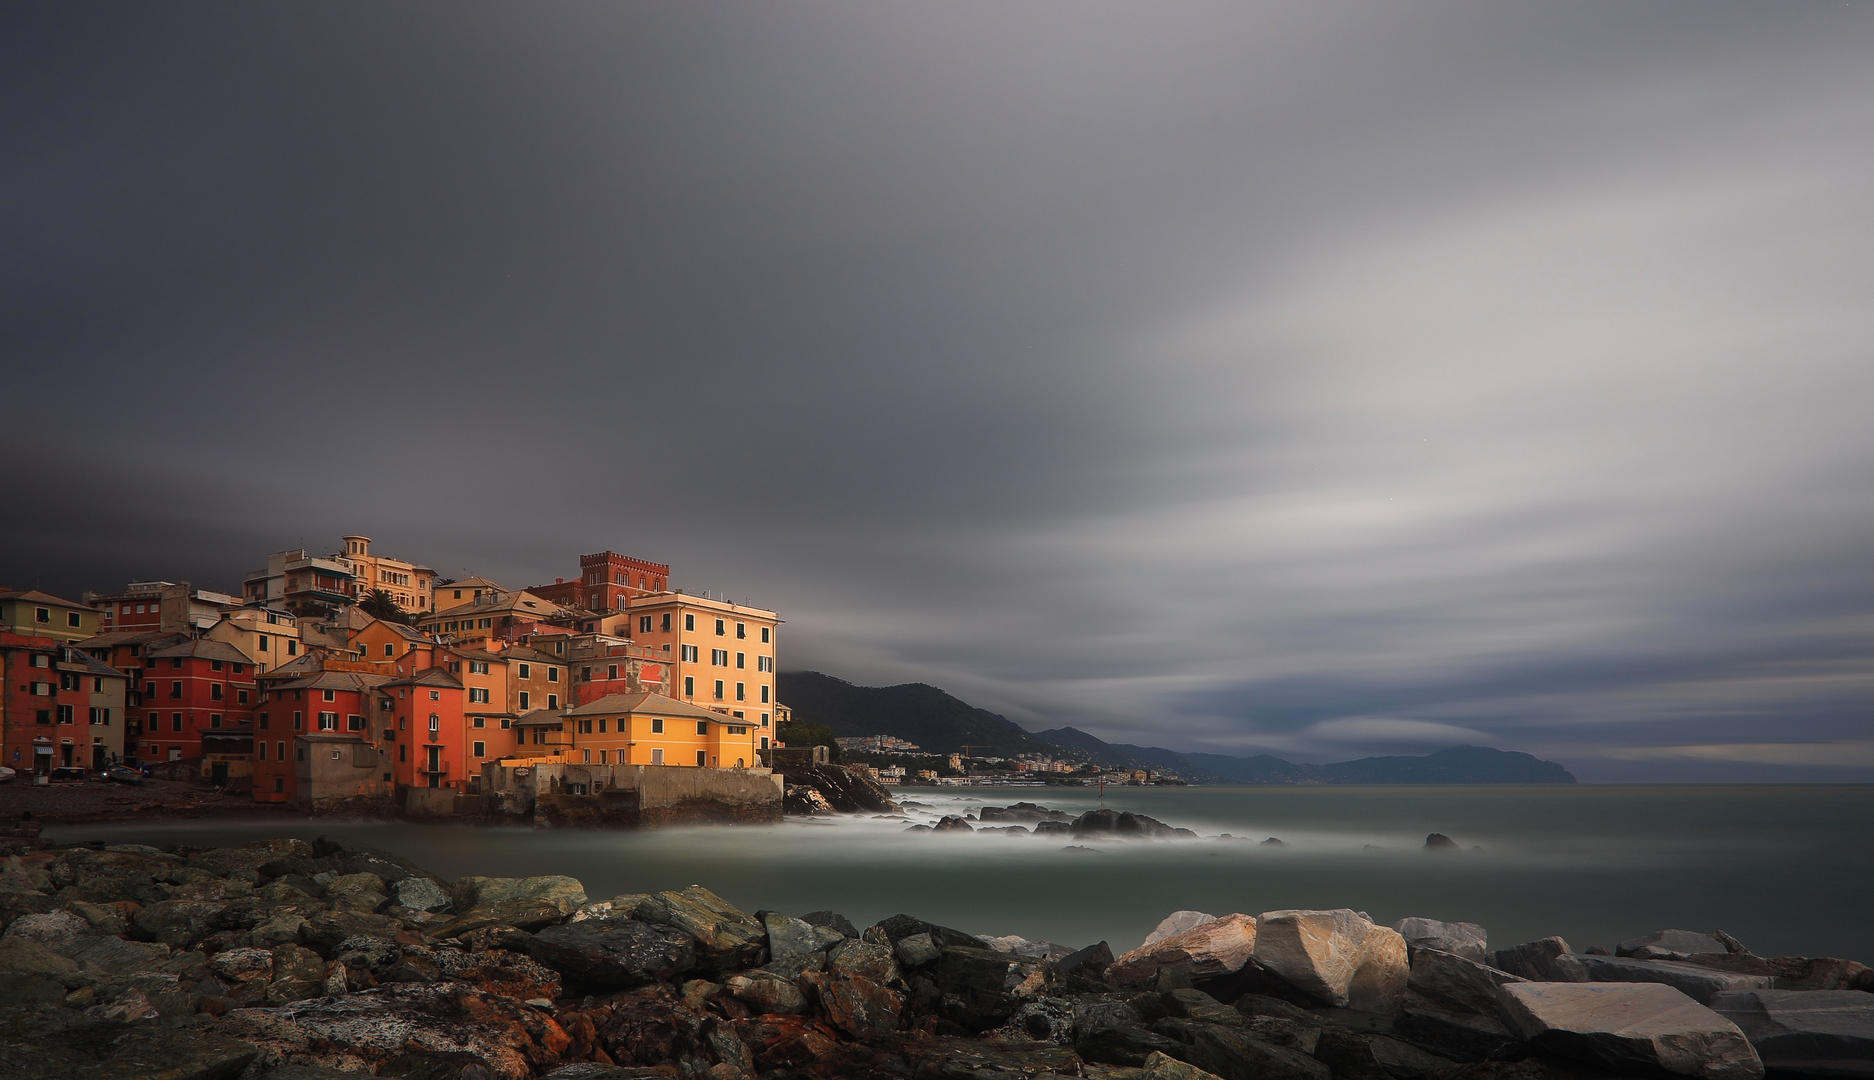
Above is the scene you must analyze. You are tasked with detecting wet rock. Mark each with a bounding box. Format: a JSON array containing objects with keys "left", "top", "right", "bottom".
[
  {"left": 1159, "top": 1020, "right": 1332, "bottom": 1080},
  {"left": 935, "top": 944, "right": 1020, "bottom": 1031},
  {"left": 1134, "top": 988, "right": 1246, "bottom": 1029},
  {"left": 725, "top": 970, "right": 807, "bottom": 1014},
  {"left": 1577, "top": 954, "right": 1773, "bottom": 1005},
  {"left": 828, "top": 937, "right": 900, "bottom": 985},
  {"left": 437, "top": 875, "right": 587, "bottom": 937},
  {"left": 1496, "top": 982, "right": 1763, "bottom": 1080},
  {"left": 900, "top": 1036, "right": 1083, "bottom": 1077},
  {"left": 0, "top": 1013, "right": 261, "bottom": 1080},
  {"left": 1393, "top": 917, "right": 1488, "bottom": 963},
  {"left": 799, "top": 910, "right": 858, "bottom": 939},
  {"left": 1108, "top": 913, "right": 1258, "bottom": 989},
  {"left": 612, "top": 886, "right": 767, "bottom": 972},
  {"left": 394, "top": 876, "right": 453, "bottom": 913},
  {"left": 545, "top": 1067, "right": 684, "bottom": 1080},
  {"left": 1071, "top": 809, "right": 1196, "bottom": 840},
  {"left": 1675, "top": 952, "right": 1874, "bottom": 992},
  {"left": 1080, "top": 1022, "right": 1191, "bottom": 1066},
  {"left": 1618, "top": 930, "right": 1743, "bottom": 962},
  {"left": 895, "top": 932, "right": 943, "bottom": 970},
  {"left": 998, "top": 995, "right": 1077, "bottom": 1043},
  {"left": 1707, "top": 988, "right": 1874, "bottom": 1077},
  {"left": 267, "top": 941, "right": 329, "bottom": 1004},
  {"left": 300, "top": 908, "right": 404, "bottom": 957},
  {"left": 1143, "top": 912, "right": 1219, "bottom": 949},
  {"left": 1491, "top": 938, "right": 1589, "bottom": 983},
  {"left": 208, "top": 946, "right": 276, "bottom": 984},
  {"left": 806, "top": 969, "right": 904, "bottom": 1039},
  {"left": 1139, "top": 1049, "right": 1228, "bottom": 1080},
  {"left": 132, "top": 899, "right": 228, "bottom": 950},
  {"left": 1230, "top": 995, "right": 1326, "bottom": 1053},
  {"left": 933, "top": 815, "right": 974, "bottom": 832},
  {"left": 526, "top": 919, "right": 698, "bottom": 986},
  {"left": 590, "top": 984, "right": 719, "bottom": 1075},
  {"left": 760, "top": 911, "right": 820, "bottom": 963},
  {"left": 1252, "top": 909, "right": 1408, "bottom": 1012},
  {"left": 0, "top": 934, "right": 80, "bottom": 978}
]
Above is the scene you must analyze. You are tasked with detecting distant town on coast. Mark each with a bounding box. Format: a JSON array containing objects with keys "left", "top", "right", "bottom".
[{"left": 1, "top": 533, "right": 1574, "bottom": 826}]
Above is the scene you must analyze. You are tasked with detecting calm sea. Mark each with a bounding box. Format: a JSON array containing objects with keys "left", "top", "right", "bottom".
[{"left": 45, "top": 785, "right": 1874, "bottom": 964}]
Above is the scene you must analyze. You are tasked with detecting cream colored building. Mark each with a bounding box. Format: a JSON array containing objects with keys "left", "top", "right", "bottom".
[
  {"left": 205, "top": 609, "right": 303, "bottom": 672},
  {"left": 335, "top": 535, "right": 437, "bottom": 612}
]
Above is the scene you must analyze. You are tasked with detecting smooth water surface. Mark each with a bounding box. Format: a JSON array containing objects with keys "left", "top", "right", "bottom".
[{"left": 49, "top": 785, "right": 1873, "bottom": 962}]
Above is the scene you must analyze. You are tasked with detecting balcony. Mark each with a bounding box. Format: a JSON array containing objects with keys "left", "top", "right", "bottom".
[{"left": 416, "top": 761, "right": 450, "bottom": 777}]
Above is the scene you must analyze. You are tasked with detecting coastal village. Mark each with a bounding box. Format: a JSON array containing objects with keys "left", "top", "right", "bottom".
[{"left": 0, "top": 536, "right": 790, "bottom": 814}]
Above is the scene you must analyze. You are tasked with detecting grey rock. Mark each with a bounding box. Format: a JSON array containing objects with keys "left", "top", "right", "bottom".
[
  {"left": 1619, "top": 929, "right": 1743, "bottom": 961},
  {"left": 1497, "top": 981, "right": 1764, "bottom": 1080},
  {"left": 809, "top": 924, "right": 847, "bottom": 950},
  {"left": 894, "top": 931, "right": 941, "bottom": 969},
  {"left": 828, "top": 937, "right": 900, "bottom": 985},
  {"left": 450, "top": 874, "right": 588, "bottom": 915},
  {"left": 799, "top": 909, "right": 858, "bottom": 938},
  {"left": 1708, "top": 989, "right": 1874, "bottom": 1078},
  {"left": 1141, "top": 1050, "right": 1229, "bottom": 1080},
  {"left": 1158, "top": 1020, "right": 1332, "bottom": 1080},
  {"left": 209, "top": 946, "right": 276, "bottom": 983},
  {"left": 999, "top": 995, "right": 1077, "bottom": 1043},
  {"left": 725, "top": 969, "right": 808, "bottom": 1014},
  {"left": 132, "top": 898, "right": 228, "bottom": 950},
  {"left": 1058, "top": 940, "right": 1115, "bottom": 979},
  {"left": 761, "top": 911, "right": 821, "bottom": 963},
  {"left": 1403, "top": 946, "right": 1525, "bottom": 1037},
  {"left": 1578, "top": 953, "right": 1774, "bottom": 1004},
  {"left": 393, "top": 875, "right": 452, "bottom": 913},
  {"left": 1253, "top": 909, "right": 1408, "bottom": 1012},
  {"left": 1393, "top": 917, "right": 1488, "bottom": 963},
  {"left": 1144, "top": 912, "right": 1218, "bottom": 949},
  {"left": 526, "top": 918, "right": 698, "bottom": 986},
  {"left": 1078, "top": 1023, "right": 1190, "bottom": 1066},
  {"left": 1491, "top": 937, "right": 1590, "bottom": 982}
]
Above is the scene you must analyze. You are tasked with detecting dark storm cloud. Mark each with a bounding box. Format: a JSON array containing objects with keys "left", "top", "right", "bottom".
[{"left": 5, "top": 2, "right": 1872, "bottom": 778}]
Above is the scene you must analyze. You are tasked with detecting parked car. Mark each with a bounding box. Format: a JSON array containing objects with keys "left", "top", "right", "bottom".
[{"left": 104, "top": 764, "right": 141, "bottom": 785}]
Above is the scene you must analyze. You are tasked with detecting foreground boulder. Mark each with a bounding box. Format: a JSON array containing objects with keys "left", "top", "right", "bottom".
[
  {"left": 1708, "top": 988, "right": 1874, "bottom": 1077},
  {"left": 1496, "top": 982, "right": 1764, "bottom": 1080},
  {"left": 1492, "top": 937, "right": 1589, "bottom": 982},
  {"left": 1402, "top": 947, "right": 1525, "bottom": 1041},
  {"left": 1107, "top": 913, "right": 1258, "bottom": 988},
  {"left": 526, "top": 920, "right": 698, "bottom": 987},
  {"left": 1394, "top": 917, "right": 1488, "bottom": 963},
  {"left": 1144, "top": 911, "right": 1219, "bottom": 948},
  {"left": 606, "top": 886, "right": 766, "bottom": 971},
  {"left": 1577, "top": 953, "right": 1773, "bottom": 1005},
  {"left": 1253, "top": 909, "right": 1408, "bottom": 1012}
]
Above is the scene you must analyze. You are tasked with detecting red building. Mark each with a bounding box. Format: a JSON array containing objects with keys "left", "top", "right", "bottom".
[
  {"left": 252, "top": 669, "right": 394, "bottom": 802},
  {"left": 569, "top": 641, "right": 671, "bottom": 705},
  {"left": 138, "top": 639, "right": 257, "bottom": 762},
  {"left": 381, "top": 667, "right": 467, "bottom": 790},
  {"left": 528, "top": 551, "right": 670, "bottom": 614},
  {"left": 80, "top": 630, "right": 184, "bottom": 762}
]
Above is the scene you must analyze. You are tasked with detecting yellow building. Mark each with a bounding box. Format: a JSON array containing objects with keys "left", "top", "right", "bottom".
[
  {"left": 621, "top": 594, "right": 778, "bottom": 729},
  {"left": 57, "top": 647, "right": 129, "bottom": 768},
  {"left": 432, "top": 577, "right": 505, "bottom": 612},
  {"left": 563, "top": 692, "right": 765, "bottom": 768},
  {"left": 335, "top": 535, "right": 437, "bottom": 613},
  {"left": 0, "top": 590, "right": 100, "bottom": 642},
  {"left": 205, "top": 609, "right": 303, "bottom": 673}
]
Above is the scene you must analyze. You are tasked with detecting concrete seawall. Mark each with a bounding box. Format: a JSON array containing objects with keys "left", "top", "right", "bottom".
[{"left": 470, "top": 760, "right": 783, "bottom": 828}]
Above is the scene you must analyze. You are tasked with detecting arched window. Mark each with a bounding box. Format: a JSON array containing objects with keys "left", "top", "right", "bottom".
[{"left": 428, "top": 713, "right": 439, "bottom": 731}]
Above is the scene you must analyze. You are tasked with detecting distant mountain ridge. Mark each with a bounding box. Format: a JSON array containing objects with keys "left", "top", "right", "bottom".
[{"left": 778, "top": 670, "right": 1576, "bottom": 784}]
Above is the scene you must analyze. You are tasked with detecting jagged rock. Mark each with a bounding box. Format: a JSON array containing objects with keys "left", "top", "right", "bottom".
[
  {"left": 212, "top": 981, "right": 570, "bottom": 1079},
  {"left": 1058, "top": 940, "right": 1115, "bottom": 979},
  {"left": 899, "top": 1036, "right": 1083, "bottom": 1077},
  {"left": 726, "top": 970, "right": 807, "bottom": 1014},
  {"left": 806, "top": 969, "right": 904, "bottom": 1039},
  {"left": 1394, "top": 917, "right": 1488, "bottom": 963},
  {"left": 935, "top": 944, "right": 1020, "bottom": 1031},
  {"left": 1618, "top": 930, "right": 1743, "bottom": 961},
  {"left": 1675, "top": 952, "right": 1874, "bottom": 992},
  {"left": 869, "top": 913, "right": 982, "bottom": 950},
  {"left": 895, "top": 932, "right": 942, "bottom": 969},
  {"left": 1034, "top": 820, "right": 1073, "bottom": 837},
  {"left": 997, "top": 995, "right": 1077, "bottom": 1043},
  {"left": 761, "top": 911, "right": 820, "bottom": 963},
  {"left": 300, "top": 908, "right": 404, "bottom": 956},
  {"left": 1424, "top": 834, "right": 1461, "bottom": 851},
  {"left": 1071, "top": 809, "right": 1196, "bottom": 840},
  {"left": 1107, "top": 913, "right": 1258, "bottom": 988},
  {"left": 1708, "top": 988, "right": 1874, "bottom": 1077},
  {"left": 319, "top": 871, "right": 389, "bottom": 912},
  {"left": 208, "top": 946, "right": 276, "bottom": 984},
  {"left": 828, "top": 937, "right": 900, "bottom": 985},
  {"left": 1157, "top": 1019, "right": 1332, "bottom": 1080},
  {"left": 0, "top": 935, "right": 80, "bottom": 978},
  {"left": 1491, "top": 938, "right": 1589, "bottom": 983},
  {"left": 1402, "top": 947, "right": 1524, "bottom": 1038},
  {"left": 266, "top": 941, "right": 329, "bottom": 1004},
  {"left": 1144, "top": 912, "right": 1219, "bottom": 949},
  {"left": 526, "top": 919, "right": 698, "bottom": 986},
  {"left": 590, "top": 984, "right": 723, "bottom": 1074},
  {"left": 1079, "top": 1023, "right": 1190, "bottom": 1066},
  {"left": 1577, "top": 954, "right": 1773, "bottom": 1004},
  {"left": 1496, "top": 982, "right": 1763, "bottom": 1080},
  {"left": 1252, "top": 909, "right": 1408, "bottom": 1012},
  {"left": 799, "top": 910, "right": 858, "bottom": 939},
  {"left": 1231, "top": 995, "right": 1326, "bottom": 1053},
  {"left": 0, "top": 1013, "right": 261, "bottom": 1080},
  {"left": 611, "top": 886, "right": 766, "bottom": 971},
  {"left": 932, "top": 815, "right": 974, "bottom": 832},
  {"left": 1140, "top": 1049, "right": 1228, "bottom": 1080},
  {"left": 1133, "top": 988, "right": 1246, "bottom": 1028},
  {"left": 394, "top": 876, "right": 453, "bottom": 913}
]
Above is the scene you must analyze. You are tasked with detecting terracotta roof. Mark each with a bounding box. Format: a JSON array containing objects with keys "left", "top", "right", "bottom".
[
  {"left": 0, "top": 589, "right": 89, "bottom": 609},
  {"left": 146, "top": 639, "right": 257, "bottom": 665},
  {"left": 382, "top": 667, "right": 463, "bottom": 690},
  {"left": 269, "top": 671, "right": 395, "bottom": 694},
  {"left": 512, "top": 709, "right": 569, "bottom": 727},
  {"left": 82, "top": 630, "right": 176, "bottom": 649},
  {"left": 566, "top": 692, "right": 743, "bottom": 722},
  {"left": 58, "top": 650, "right": 129, "bottom": 679}
]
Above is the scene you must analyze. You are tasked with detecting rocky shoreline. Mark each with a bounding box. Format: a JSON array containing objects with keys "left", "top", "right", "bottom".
[{"left": 1, "top": 834, "right": 1871, "bottom": 1080}]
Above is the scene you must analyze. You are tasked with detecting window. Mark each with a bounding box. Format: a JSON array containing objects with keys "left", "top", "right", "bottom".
[
  {"left": 469, "top": 688, "right": 489, "bottom": 704},
  {"left": 697, "top": 750, "right": 708, "bottom": 767},
  {"left": 277, "top": 741, "right": 285, "bottom": 761},
  {"left": 761, "top": 627, "right": 770, "bottom": 643},
  {"left": 170, "top": 681, "right": 182, "bottom": 698},
  {"left": 582, "top": 749, "right": 591, "bottom": 763},
  {"left": 696, "top": 720, "right": 710, "bottom": 736},
  {"left": 92, "top": 676, "right": 102, "bottom": 693},
  {"left": 760, "top": 736, "right": 769, "bottom": 749},
  {"left": 599, "top": 749, "right": 608, "bottom": 764},
  {"left": 681, "top": 645, "right": 698, "bottom": 662},
  {"left": 384, "top": 643, "right": 394, "bottom": 657},
  {"left": 500, "top": 718, "right": 511, "bottom": 729},
  {"left": 729, "top": 725, "right": 747, "bottom": 735},
  {"left": 683, "top": 677, "right": 693, "bottom": 697},
  {"left": 652, "top": 748, "right": 664, "bottom": 764},
  {"left": 323, "top": 689, "right": 336, "bottom": 702},
  {"left": 547, "top": 668, "right": 559, "bottom": 683},
  {"left": 67, "top": 611, "right": 81, "bottom": 628},
  {"left": 298, "top": 746, "right": 307, "bottom": 762},
  {"left": 736, "top": 683, "right": 745, "bottom": 701},
  {"left": 598, "top": 717, "right": 608, "bottom": 733},
  {"left": 761, "top": 685, "right": 770, "bottom": 703},
  {"left": 211, "top": 684, "right": 224, "bottom": 701},
  {"left": 259, "top": 741, "right": 268, "bottom": 760},
  {"left": 712, "top": 649, "right": 727, "bottom": 666},
  {"left": 469, "top": 661, "right": 489, "bottom": 675},
  {"left": 713, "top": 680, "right": 724, "bottom": 700},
  {"left": 258, "top": 636, "right": 269, "bottom": 652},
  {"left": 651, "top": 717, "right": 664, "bottom": 733},
  {"left": 759, "top": 656, "right": 773, "bottom": 673},
  {"left": 288, "top": 640, "right": 298, "bottom": 655},
  {"left": 56, "top": 705, "right": 74, "bottom": 724},
  {"left": 30, "top": 682, "right": 47, "bottom": 696},
  {"left": 547, "top": 694, "right": 558, "bottom": 710},
  {"left": 237, "top": 690, "right": 249, "bottom": 704},
  {"left": 519, "top": 691, "right": 530, "bottom": 709},
  {"left": 473, "top": 716, "right": 485, "bottom": 728},
  {"left": 30, "top": 655, "right": 48, "bottom": 669},
  {"left": 736, "top": 622, "right": 746, "bottom": 639},
  {"left": 639, "top": 616, "right": 652, "bottom": 633},
  {"left": 715, "top": 619, "right": 725, "bottom": 636},
  {"left": 399, "top": 744, "right": 407, "bottom": 762},
  {"left": 518, "top": 663, "right": 531, "bottom": 679},
  {"left": 210, "top": 714, "right": 222, "bottom": 728},
  {"left": 35, "top": 607, "right": 49, "bottom": 623},
  {"left": 36, "top": 710, "right": 50, "bottom": 725},
  {"left": 662, "top": 614, "right": 672, "bottom": 631},
  {"left": 259, "top": 712, "right": 270, "bottom": 730},
  {"left": 429, "top": 714, "right": 440, "bottom": 732},
  {"left": 761, "top": 712, "right": 769, "bottom": 727},
  {"left": 274, "top": 777, "right": 285, "bottom": 793},
  {"left": 317, "top": 712, "right": 337, "bottom": 730},
  {"left": 211, "top": 660, "right": 224, "bottom": 672},
  {"left": 736, "top": 652, "right": 745, "bottom": 669},
  {"left": 473, "top": 741, "right": 486, "bottom": 757},
  {"left": 293, "top": 711, "right": 303, "bottom": 729},
  {"left": 348, "top": 715, "right": 364, "bottom": 731},
  {"left": 607, "top": 664, "right": 617, "bottom": 680}
]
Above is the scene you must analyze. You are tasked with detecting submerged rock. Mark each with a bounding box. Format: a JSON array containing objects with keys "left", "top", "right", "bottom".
[{"left": 1071, "top": 809, "right": 1196, "bottom": 840}]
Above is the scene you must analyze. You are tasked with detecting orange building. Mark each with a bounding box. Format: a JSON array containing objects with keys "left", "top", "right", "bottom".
[
  {"left": 381, "top": 667, "right": 467, "bottom": 790},
  {"left": 622, "top": 594, "right": 778, "bottom": 731},
  {"left": 252, "top": 669, "right": 394, "bottom": 802},
  {"left": 562, "top": 692, "right": 765, "bottom": 768}
]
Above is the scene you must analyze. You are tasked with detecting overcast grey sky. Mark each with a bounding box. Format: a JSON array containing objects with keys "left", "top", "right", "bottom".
[{"left": 5, "top": 2, "right": 1871, "bottom": 779}]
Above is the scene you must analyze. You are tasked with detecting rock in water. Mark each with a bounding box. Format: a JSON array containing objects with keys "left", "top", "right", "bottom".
[
  {"left": 1496, "top": 982, "right": 1764, "bottom": 1080},
  {"left": 526, "top": 920, "right": 698, "bottom": 986},
  {"left": 1070, "top": 809, "right": 1196, "bottom": 839},
  {"left": 1577, "top": 954, "right": 1773, "bottom": 1004},
  {"left": 1252, "top": 909, "right": 1409, "bottom": 1012},
  {"left": 1393, "top": 917, "right": 1488, "bottom": 963},
  {"left": 932, "top": 815, "right": 973, "bottom": 832},
  {"left": 1143, "top": 910, "right": 1219, "bottom": 949},
  {"left": 1618, "top": 929, "right": 1743, "bottom": 961},
  {"left": 1491, "top": 937, "right": 1590, "bottom": 982},
  {"left": 1106, "top": 912, "right": 1258, "bottom": 988},
  {"left": 1707, "top": 988, "right": 1874, "bottom": 1077},
  {"left": 1424, "top": 833, "right": 1461, "bottom": 851}
]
